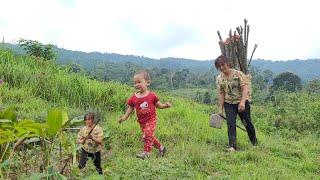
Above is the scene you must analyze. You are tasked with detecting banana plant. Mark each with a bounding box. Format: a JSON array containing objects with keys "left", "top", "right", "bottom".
[
  {"left": 0, "top": 108, "right": 44, "bottom": 178},
  {"left": 0, "top": 108, "right": 70, "bottom": 175},
  {"left": 46, "top": 109, "right": 69, "bottom": 139},
  {"left": 39, "top": 108, "right": 69, "bottom": 171}
]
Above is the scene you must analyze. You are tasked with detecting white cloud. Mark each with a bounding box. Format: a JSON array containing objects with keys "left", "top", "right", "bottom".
[{"left": 0, "top": 0, "right": 319, "bottom": 60}]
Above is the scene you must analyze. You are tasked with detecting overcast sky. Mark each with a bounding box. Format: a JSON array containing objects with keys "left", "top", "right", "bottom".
[{"left": 0, "top": 0, "right": 319, "bottom": 60}]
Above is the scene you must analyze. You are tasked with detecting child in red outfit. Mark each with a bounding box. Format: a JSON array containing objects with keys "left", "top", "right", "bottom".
[{"left": 119, "top": 70, "right": 171, "bottom": 159}]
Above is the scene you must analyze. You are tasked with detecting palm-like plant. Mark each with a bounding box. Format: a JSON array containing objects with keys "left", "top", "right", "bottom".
[{"left": 0, "top": 108, "right": 70, "bottom": 178}]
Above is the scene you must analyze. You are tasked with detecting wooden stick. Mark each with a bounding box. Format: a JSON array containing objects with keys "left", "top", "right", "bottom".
[
  {"left": 236, "top": 27, "right": 241, "bottom": 36},
  {"left": 219, "top": 114, "right": 247, "bottom": 132},
  {"left": 243, "top": 19, "right": 248, "bottom": 71},
  {"left": 244, "top": 19, "right": 247, "bottom": 48},
  {"left": 217, "top": 31, "right": 226, "bottom": 56},
  {"left": 246, "top": 25, "right": 250, "bottom": 56},
  {"left": 83, "top": 118, "right": 101, "bottom": 145},
  {"left": 60, "top": 155, "right": 73, "bottom": 174},
  {"left": 218, "top": 41, "right": 226, "bottom": 56},
  {"left": 235, "top": 37, "right": 244, "bottom": 72},
  {"left": 229, "top": 30, "right": 236, "bottom": 69},
  {"left": 63, "top": 128, "right": 81, "bottom": 131},
  {"left": 237, "top": 29, "right": 246, "bottom": 73},
  {"left": 234, "top": 31, "right": 241, "bottom": 71},
  {"left": 217, "top": 31, "right": 223, "bottom": 41},
  {"left": 248, "top": 44, "right": 258, "bottom": 67},
  {"left": 13, "top": 138, "right": 26, "bottom": 152},
  {"left": 244, "top": 25, "right": 250, "bottom": 72}
]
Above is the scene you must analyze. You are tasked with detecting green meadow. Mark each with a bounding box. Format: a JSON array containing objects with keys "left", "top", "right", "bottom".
[{"left": 0, "top": 48, "right": 319, "bottom": 179}]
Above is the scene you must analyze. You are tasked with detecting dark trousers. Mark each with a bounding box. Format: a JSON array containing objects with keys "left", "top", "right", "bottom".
[
  {"left": 224, "top": 101, "right": 257, "bottom": 149},
  {"left": 78, "top": 148, "right": 103, "bottom": 174}
]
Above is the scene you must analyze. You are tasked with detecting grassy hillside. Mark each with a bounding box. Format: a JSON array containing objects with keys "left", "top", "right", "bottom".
[{"left": 0, "top": 49, "right": 319, "bottom": 179}]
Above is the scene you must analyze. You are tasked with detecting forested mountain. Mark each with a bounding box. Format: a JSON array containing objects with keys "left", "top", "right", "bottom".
[
  {"left": 252, "top": 59, "right": 320, "bottom": 80},
  {"left": 57, "top": 48, "right": 212, "bottom": 73},
  {"left": 54, "top": 46, "right": 320, "bottom": 80},
  {"left": 2, "top": 43, "right": 320, "bottom": 80}
]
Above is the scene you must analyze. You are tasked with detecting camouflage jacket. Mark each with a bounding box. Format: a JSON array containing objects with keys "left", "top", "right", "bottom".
[
  {"left": 77, "top": 125, "right": 103, "bottom": 153},
  {"left": 216, "top": 69, "right": 251, "bottom": 104}
]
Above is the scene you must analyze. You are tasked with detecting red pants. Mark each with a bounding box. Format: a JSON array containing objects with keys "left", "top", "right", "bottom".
[{"left": 139, "top": 119, "right": 162, "bottom": 152}]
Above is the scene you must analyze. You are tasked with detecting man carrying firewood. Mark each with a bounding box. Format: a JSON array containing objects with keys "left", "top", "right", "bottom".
[{"left": 215, "top": 55, "right": 258, "bottom": 152}]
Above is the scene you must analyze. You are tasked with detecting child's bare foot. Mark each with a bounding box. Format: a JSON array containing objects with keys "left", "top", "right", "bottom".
[
  {"left": 136, "top": 151, "right": 150, "bottom": 159},
  {"left": 159, "top": 146, "right": 166, "bottom": 157}
]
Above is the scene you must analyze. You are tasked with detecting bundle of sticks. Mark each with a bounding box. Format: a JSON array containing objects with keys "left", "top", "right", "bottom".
[{"left": 217, "top": 19, "right": 258, "bottom": 74}]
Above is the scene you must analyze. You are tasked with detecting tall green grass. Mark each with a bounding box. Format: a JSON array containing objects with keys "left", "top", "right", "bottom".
[{"left": 0, "top": 49, "right": 130, "bottom": 111}]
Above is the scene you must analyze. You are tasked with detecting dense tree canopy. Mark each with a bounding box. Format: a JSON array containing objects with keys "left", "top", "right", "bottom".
[
  {"left": 18, "top": 39, "right": 56, "bottom": 60},
  {"left": 305, "top": 78, "right": 320, "bottom": 94},
  {"left": 272, "top": 72, "right": 302, "bottom": 92}
]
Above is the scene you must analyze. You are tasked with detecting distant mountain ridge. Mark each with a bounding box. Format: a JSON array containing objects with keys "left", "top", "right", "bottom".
[
  {"left": 56, "top": 48, "right": 212, "bottom": 72},
  {"left": 2, "top": 43, "right": 320, "bottom": 80},
  {"left": 251, "top": 59, "right": 320, "bottom": 80}
]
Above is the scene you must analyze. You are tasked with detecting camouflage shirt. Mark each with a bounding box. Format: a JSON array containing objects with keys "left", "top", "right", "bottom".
[
  {"left": 216, "top": 69, "right": 251, "bottom": 104},
  {"left": 77, "top": 125, "right": 103, "bottom": 153}
]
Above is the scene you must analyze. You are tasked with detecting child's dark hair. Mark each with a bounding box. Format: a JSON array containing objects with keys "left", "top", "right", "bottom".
[
  {"left": 84, "top": 112, "right": 95, "bottom": 121},
  {"left": 214, "top": 55, "right": 230, "bottom": 69},
  {"left": 135, "top": 70, "right": 151, "bottom": 81}
]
